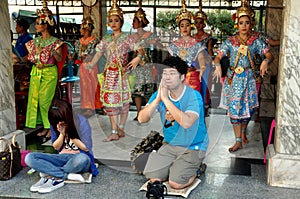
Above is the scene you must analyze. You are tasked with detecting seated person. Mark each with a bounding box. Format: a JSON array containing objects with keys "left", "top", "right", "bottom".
[
  {"left": 25, "top": 99, "right": 98, "bottom": 194},
  {"left": 138, "top": 56, "right": 209, "bottom": 190}
]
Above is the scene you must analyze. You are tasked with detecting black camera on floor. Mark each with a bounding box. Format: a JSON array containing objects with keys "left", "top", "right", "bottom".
[{"left": 146, "top": 181, "right": 167, "bottom": 199}]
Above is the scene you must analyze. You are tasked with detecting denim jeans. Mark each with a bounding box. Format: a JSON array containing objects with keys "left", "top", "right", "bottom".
[{"left": 25, "top": 152, "right": 91, "bottom": 180}]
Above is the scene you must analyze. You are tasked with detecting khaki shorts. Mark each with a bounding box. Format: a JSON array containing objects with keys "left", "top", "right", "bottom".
[{"left": 143, "top": 143, "right": 206, "bottom": 184}]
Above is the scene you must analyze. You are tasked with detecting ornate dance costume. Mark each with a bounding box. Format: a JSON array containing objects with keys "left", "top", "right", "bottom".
[
  {"left": 25, "top": 36, "right": 64, "bottom": 128},
  {"left": 194, "top": 32, "right": 212, "bottom": 45},
  {"left": 74, "top": 36, "right": 101, "bottom": 110},
  {"left": 130, "top": 32, "right": 160, "bottom": 98},
  {"left": 216, "top": 34, "right": 269, "bottom": 119},
  {"left": 167, "top": 38, "right": 207, "bottom": 92},
  {"left": 194, "top": 32, "right": 213, "bottom": 109},
  {"left": 96, "top": 33, "right": 133, "bottom": 112}
]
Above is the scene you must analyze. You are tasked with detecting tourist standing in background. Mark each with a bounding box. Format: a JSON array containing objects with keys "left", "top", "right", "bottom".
[{"left": 15, "top": 18, "right": 33, "bottom": 62}]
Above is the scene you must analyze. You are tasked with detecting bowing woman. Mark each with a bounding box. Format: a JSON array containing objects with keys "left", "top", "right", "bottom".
[
  {"left": 213, "top": 0, "right": 273, "bottom": 152},
  {"left": 25, "top": 1, "right": 65, "bottom": 138},
  {"left": 84, "top": 0, "right": 141, "bottom": 142}
]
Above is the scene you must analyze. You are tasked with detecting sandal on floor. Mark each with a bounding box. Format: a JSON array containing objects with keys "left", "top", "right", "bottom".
[
  {"left": 229, "top": 138, "right": 243, "bottom": 153},
  {"left": 103, "top": 133, "right": 119, "bottom": 142}
]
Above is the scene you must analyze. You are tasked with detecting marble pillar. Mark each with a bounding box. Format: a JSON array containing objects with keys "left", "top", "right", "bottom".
[
  {"left": 259, "top": 0, "right": 282, "bottom": 118},
  {"left": 267, "top": 0, "right": 300, "bottom": 189},
  {"left": 0, "top": 1, "right": 16, "bottom": 136},
  {"left": 83, "top": 0, "right": 105, "bottom": 38}
]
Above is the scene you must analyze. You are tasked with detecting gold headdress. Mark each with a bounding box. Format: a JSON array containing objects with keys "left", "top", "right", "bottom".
[
  {"left": 81, "top": 16, "right": 94, "bottom": 31},
  {"left": 36, "top": 0, "right": 55, "bottom": 26},
  {"left": 176, "top": 0, "right": 193, "bottom": 24},
  {"left": 107, "top": 0, "right": 124, "bottom": 21},
  {"left": 194, "top": 0, "right": 207, "bottom": 21},
  {"left": 134, "top": 0, "right": 149, "bottom": 25},
  {"left": 236, "top": 0, "right": 254, "bottom": 20}
]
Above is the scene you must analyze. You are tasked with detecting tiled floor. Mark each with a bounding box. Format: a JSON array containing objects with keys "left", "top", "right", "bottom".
[
  {"left": 3, "top": 86, "right": 299, "bottom": 199},
  {"left": 87, "top": 109, "right": 264, "bottom": 174}
]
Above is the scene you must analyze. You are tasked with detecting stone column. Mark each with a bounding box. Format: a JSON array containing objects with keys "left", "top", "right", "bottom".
[
  {"left": 259, "top": 0, "right": 283, "bottom": 150},
  {"left": 267, "top": 0, "right": 300, "bottom": 189},
  {"left": 0, "top": 1, "right": 16, "bottom": 136},
  {"left": 83, "top": 0, "right": 106, "bottom": 38}
]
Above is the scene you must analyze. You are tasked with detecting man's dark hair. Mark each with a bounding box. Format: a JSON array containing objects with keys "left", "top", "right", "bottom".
[
  {"left": 16, "top": 18, "right": 30, "bottom": 30},
  {"left": 162, "top": 56, "right": 188, "bottom": 75}
]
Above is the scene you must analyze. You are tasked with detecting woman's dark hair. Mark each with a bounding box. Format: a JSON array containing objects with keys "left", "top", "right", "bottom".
[
  {"left": 16, "top": 18, "right": 30, "bottom": 30},
  {"left": 48, "top": 98, "right": 80, "bottom": 142},
  {"left": 162, "top": 56, "right": 188, "bottom": 75}
]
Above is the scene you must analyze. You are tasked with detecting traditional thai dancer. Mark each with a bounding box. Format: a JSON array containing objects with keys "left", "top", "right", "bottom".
[
  {"left": 167, "top": 0, "right": 211, "bottom": 97},
  {"left": 213, "top": 0, "right": 273, "bottom": 152},
  {"left": 25, "top": 0, "right": 65, "bottom": 138},
  {"left": 85, "top": 0, "right": 142, "bottom": 141},
  {"left": 130, "top": 0, "right": 163, "bottom": 120},
  {"left": 193, "top": 0, "right": 213, "bottom": 116},
  {"left": 73, "top": 17, "right": 101, "bottom": 117}
]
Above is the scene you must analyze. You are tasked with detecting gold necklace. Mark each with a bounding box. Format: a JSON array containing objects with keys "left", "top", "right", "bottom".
[
  {"left": 112, "top": 32, "right": 122, "bottom": 42},
  {"left": 237, "top": 34, "right": 250, "bottom": 45},
  {"left": 178, "top": 38, "right": 189, "bottom": 61}
]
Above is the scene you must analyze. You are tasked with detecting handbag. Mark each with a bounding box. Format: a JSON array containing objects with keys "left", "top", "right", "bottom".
[
  {"left": 130, "top": 131, "right": 164, "bottom": 175},
  {"left": 0, "top": 134, "right": 22, "bottom": 180}
]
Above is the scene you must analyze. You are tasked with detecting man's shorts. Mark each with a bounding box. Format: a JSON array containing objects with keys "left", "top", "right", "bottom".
[{"left": 143, "top": 143, "right": 206, "bottom": 185}]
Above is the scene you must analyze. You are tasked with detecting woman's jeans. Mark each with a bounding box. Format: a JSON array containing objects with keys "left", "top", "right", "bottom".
[{"left": 25, "top": 152, "right": 91, "bottom": 180}]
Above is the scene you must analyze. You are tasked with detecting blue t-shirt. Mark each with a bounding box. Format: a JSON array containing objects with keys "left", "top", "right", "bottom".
[
  {"left": 148, "top": 85, "right": 209, "bottom": 151},
  {"left": 15, "top": 32, "right": 33, "bottom": 58}
]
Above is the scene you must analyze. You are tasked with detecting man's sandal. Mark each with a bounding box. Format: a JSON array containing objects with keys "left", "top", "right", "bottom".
[{"left": 229, "top": 137, "right": 243, "bottom": 153}]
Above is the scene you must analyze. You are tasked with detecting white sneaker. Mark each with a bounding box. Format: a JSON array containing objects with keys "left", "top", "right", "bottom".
[
  {"left": 38, "top": 178, "right": 65, "bottom": 193},
  {"left": 67, "top": 173, "right": 85, "bottom": 182},
  {"left": 39, "top": 172, "right": 48, "bottom": 178},
  {"left": 30, "top": 177, "right": 48, "bottom": 192}
]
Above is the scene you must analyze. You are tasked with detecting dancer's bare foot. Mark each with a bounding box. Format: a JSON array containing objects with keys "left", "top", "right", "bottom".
[
  {"left": 229, "top": 142, "right": 243, "bottom": 153},
  {"left": 117, "top": 128, "right": 125, "bottom": 137},
  {"left": 103, "top": 134, "right": 119, "bottom": 142},
  {"left": 242, "top": 133, "right": 249, "bottom": 144}
]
